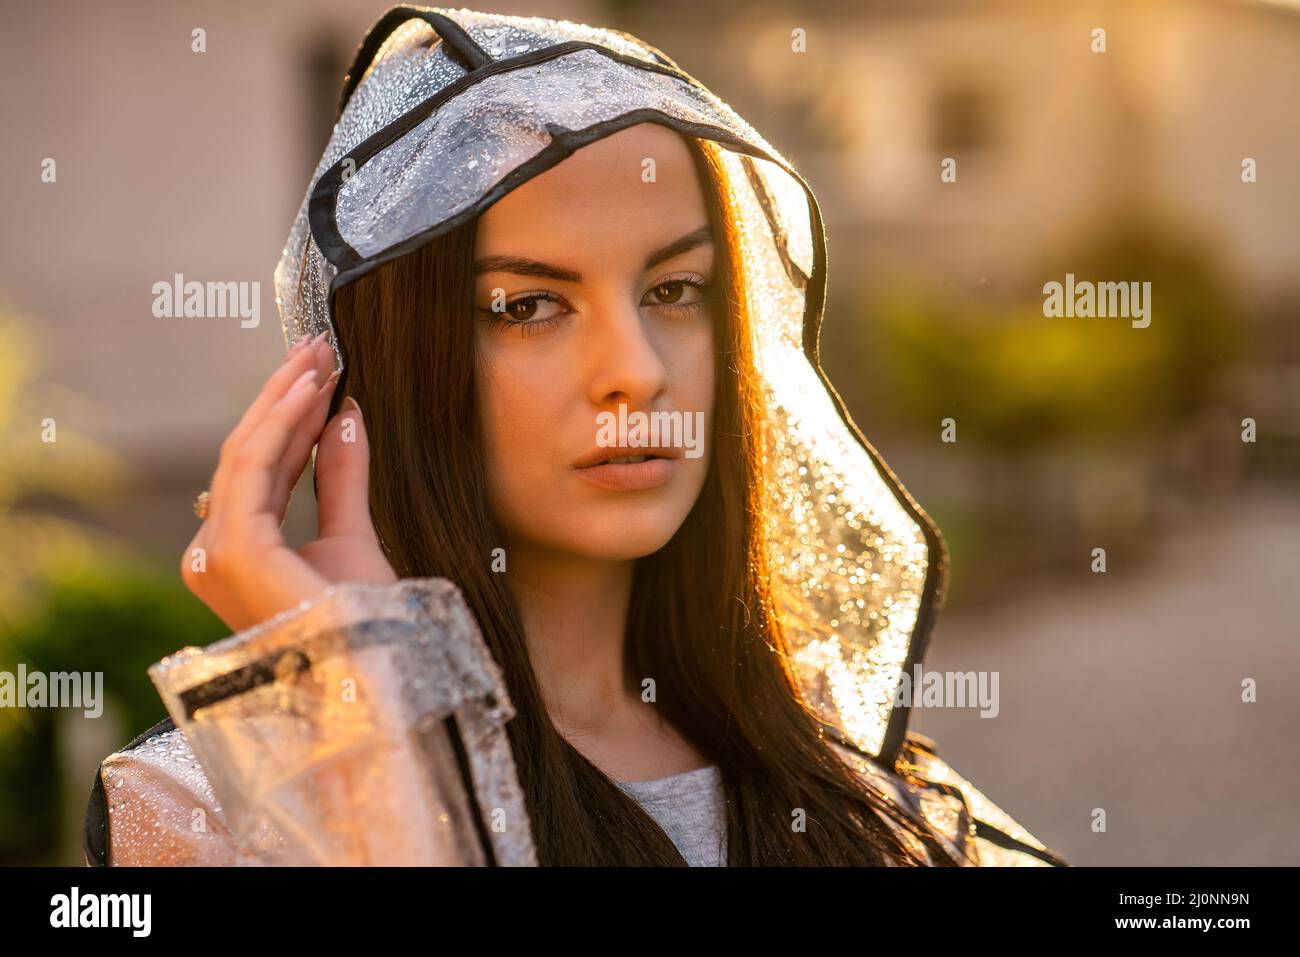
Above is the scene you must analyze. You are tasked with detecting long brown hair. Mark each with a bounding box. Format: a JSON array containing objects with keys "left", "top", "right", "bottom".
[{"left": 331, "top": 132, "right": 960, "bottom": 865}]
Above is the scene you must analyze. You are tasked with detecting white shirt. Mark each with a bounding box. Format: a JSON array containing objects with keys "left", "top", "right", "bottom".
[{"left": 617, "top": 765, "right": 727, "bottom": 866}]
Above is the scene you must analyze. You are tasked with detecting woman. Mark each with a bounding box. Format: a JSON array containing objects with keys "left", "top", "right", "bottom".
[{"left": 84, "top": 6, "right": 1066, "bottom": 868}]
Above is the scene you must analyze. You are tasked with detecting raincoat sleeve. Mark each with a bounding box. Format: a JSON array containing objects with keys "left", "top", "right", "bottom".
[{"left": 83, "top": 577, "right": 533, "bottom": 867}]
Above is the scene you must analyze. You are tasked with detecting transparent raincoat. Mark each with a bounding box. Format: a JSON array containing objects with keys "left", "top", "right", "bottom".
[{"left": 83, "top": 5, "right": 1066, "bottom": 868}]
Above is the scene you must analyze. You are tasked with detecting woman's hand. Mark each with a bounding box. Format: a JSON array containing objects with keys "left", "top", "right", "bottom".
[{"left": 181, "top": 331, "right": 398, "bottom": 634}]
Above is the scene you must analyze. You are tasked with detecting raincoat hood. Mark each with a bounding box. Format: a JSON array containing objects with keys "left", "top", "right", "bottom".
[{"left": 273, "top": 4, "right": 948, "bottom": 767}]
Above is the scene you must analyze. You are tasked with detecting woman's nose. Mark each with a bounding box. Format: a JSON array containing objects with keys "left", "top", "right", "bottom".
[{"left": 585, "top": 300, "right": 669, "bottom": 412}]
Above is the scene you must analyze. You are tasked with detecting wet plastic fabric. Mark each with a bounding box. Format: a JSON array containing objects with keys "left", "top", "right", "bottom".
[
  {"left": 85, "top": 6, "right": 1065, "bottom": 867},
  {"left": 149, "top": 579, "right": 530, "bottom": 866}
]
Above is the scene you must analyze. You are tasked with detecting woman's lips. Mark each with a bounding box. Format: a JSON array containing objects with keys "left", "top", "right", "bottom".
[{"left": 573, "top": 456, "right": 680, "bottom": 492}]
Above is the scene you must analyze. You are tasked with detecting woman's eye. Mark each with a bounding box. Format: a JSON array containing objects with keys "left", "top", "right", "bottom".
[
  {"left": 644, "top": 278, "right": 707, "bottom": 310},
  {"left": 500, "top": 294, "right": 565, "bottom": 322},
  {"left": 478, "top": 292, "right": 569, "bottom": 334}
]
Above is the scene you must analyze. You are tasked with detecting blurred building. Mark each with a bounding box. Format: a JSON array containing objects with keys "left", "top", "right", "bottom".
[{"left": 637, "top": 0, "right": 1300, "bottom": 304}]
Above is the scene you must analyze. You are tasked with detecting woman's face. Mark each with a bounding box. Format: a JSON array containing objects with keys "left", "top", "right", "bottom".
[{"left": 473, "top": 123, "right": 716, "bottom": 563}]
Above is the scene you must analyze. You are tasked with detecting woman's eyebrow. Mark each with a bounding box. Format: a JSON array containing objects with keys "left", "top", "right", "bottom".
[
  {"left": 643, "top": 224, "right": 713, "bottom": 272},
  {"left": 472, "top": 224, "right": 713, "bottom": 281}
]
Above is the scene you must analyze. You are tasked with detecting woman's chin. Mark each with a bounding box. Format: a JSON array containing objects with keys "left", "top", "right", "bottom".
[{"left": 551, "top": 512, "right": 687, "bottom": 562}]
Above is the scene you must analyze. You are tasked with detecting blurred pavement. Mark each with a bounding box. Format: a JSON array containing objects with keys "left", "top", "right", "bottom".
[{"left": 911, "top": 482, "right": 1299, "bottom": 866}]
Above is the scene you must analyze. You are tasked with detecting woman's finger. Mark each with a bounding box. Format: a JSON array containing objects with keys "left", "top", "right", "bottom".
[
  {"left": 207, "top": 333, "right": 334, "bottom": 524},
  {"left": 220, "top": 366, "right": 331, "bottom": 547},
  {"left": 267, "top": 368, "right": 342, "bottom": 518},
  {"left": 314, "top": 396, "right": 379, "bottom": 542},
  {"left": 235, "top": 331, "right": 331, "bottom": 443}
]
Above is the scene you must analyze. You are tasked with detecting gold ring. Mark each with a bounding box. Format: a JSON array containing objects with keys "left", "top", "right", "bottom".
[{"left": 193, "top": 489, "right": 211, "bottom": 520}]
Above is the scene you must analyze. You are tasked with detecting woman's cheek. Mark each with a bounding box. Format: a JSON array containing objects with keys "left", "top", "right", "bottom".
[
  {"left": 478, "top": 357, "right": 566, "bottom": 537},
  {"left": 476, "top": 351, "right": 525, "bottom": 529}
]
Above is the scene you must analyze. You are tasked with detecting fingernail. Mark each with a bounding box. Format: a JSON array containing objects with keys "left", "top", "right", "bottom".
[
  {"left": 284, "top": 335, "right": 310, "bottom": 361},
  {"left": 290, "top": 368, "right": 317, "bottom": 392},
  {"left": 319, "top": 369, "right": 341, "bottom": 392},
  {"left": 343, "top": 395, "right": 361, "bottom": 416},
  {"left": 311, "top": 330, "right": 331, "bottom": 349}
]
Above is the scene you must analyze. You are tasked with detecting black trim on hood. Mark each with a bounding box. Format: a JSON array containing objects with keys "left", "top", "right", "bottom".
[
  {"left": 311, "top": 40, "right": 701, "bottom": 273},
  {"left": 337, "top": 6, "right": 492, "bottom": 117},
  {"left": 423, "top": 10, "right": 493, "bottom": 71}
]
